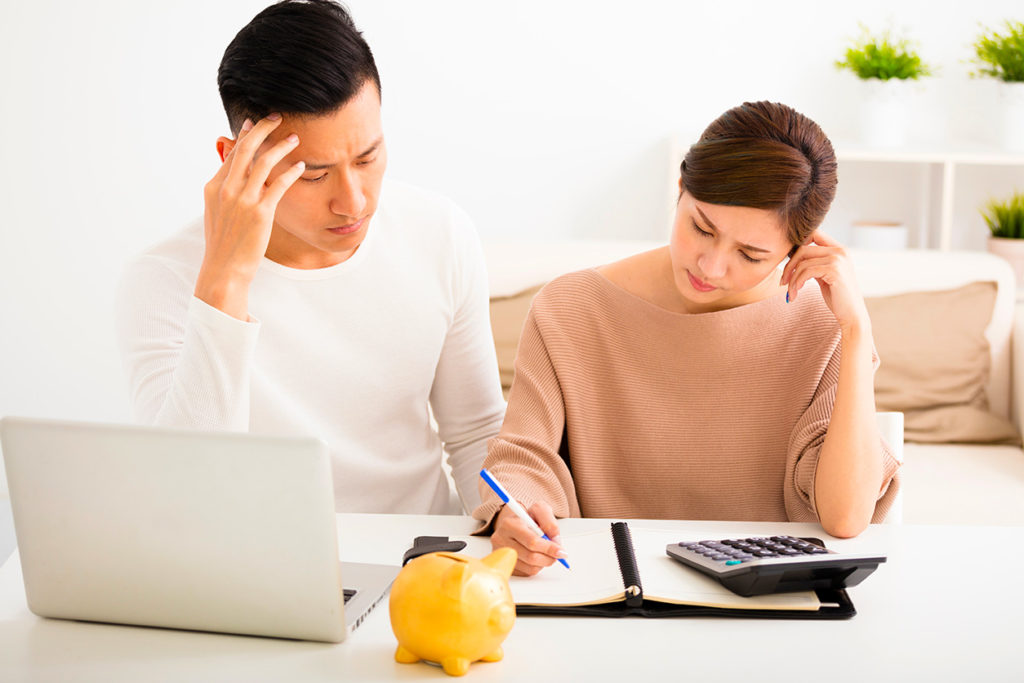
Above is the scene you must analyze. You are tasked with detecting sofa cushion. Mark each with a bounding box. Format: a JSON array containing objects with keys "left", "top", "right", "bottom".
[
  {"left": 490, "top": 285, "right": 543, "bottom": 394},
  {"left": 866, "top": 281, "right": 1020, "bottom": 445}
]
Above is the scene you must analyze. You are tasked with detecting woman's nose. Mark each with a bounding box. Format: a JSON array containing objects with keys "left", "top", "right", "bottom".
[{"left": 697, "top": 248, "right": 727, "bottom": 279}]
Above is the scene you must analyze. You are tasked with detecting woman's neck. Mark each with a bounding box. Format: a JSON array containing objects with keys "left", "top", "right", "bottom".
[{"left": 598, "top": 247, "right": 787, "bottom": 315}]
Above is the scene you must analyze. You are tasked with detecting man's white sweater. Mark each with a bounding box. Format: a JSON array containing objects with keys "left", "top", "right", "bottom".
[{"left": 116, "top": 180, "right": 505, "bottom": 514}]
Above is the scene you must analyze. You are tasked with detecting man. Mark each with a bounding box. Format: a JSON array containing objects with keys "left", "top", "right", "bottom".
[{"left": 116, "top": 0, "right": 505, "bottom": 514}]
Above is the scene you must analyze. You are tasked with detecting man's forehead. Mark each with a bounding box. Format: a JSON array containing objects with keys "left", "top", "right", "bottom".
[{"left": 300, "top": 136, "right": 383, "bottom": 170}]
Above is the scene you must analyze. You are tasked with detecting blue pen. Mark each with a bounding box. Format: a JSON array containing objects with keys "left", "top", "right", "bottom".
[{"left": 480, "top": 468, "right": 570, "bottom": 569}]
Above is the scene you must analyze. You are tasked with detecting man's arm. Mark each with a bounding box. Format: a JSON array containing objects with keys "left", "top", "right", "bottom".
[
  {"left": 428, "top": 207, "right": 506, "bottom": 512},
  {"left": 196, "top": 114, "right": 305, "bottom": 320},
  {"left": 115, "top": 253, "right": 259, "bottom": 430},
  {"left": 115, "top": 115, "right": 305, "bottom": 428}
]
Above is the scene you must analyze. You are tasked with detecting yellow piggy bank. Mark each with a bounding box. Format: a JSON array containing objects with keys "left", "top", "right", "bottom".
[{"left": 390, "top": 548, "right": 517, "bottom": 677}]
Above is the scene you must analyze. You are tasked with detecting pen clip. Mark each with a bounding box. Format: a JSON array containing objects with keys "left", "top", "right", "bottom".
[{"left": 479, "top": 468, "right": 511, "bottom": 504}]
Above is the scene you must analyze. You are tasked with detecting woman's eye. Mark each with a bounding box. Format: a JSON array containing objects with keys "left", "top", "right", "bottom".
[
  {"left": 691, "top": 222, "right": 712, "bottom": 237},
  {"left": 740, "top": 252, "right": 763, "bottom": 264}
]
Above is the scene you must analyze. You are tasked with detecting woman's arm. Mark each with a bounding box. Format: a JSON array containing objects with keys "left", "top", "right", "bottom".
[
  {"left": 474, "top": 297, "right": 579, "bottom": 575},
  {"left": 814, "top": 321, "right": 883, "bottom": 537},
  {"left": 782, "top": 231, "right": 892, "bottom": 537}
]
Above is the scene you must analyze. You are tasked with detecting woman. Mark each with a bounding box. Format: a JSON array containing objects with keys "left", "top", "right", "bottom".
[{"left": 474, "top": 101, "right": 901, "bottom": 576}]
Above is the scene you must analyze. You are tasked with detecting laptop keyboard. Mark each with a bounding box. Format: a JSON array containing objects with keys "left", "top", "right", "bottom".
[{"left": 343, "top": 588, "right": 356, "bottom": 604}]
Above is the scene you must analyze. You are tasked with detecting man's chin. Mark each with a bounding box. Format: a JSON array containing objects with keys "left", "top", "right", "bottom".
[{"left": 318, "top": 221, "right": 369, "bottom": 261}]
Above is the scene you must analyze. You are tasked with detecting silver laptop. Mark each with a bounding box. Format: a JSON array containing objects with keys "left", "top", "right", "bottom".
[{"left": 0, "top": 416, "right": 398, "bottom": 642}]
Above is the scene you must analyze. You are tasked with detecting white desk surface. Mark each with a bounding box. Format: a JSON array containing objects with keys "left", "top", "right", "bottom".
[{"left": 0, "top": 514, "right": 1020, "bottom": 682}]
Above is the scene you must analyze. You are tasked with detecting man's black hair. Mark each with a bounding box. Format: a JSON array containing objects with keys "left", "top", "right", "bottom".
[{"left": 217, "top": 0, "right": 381, "bottom": 135}]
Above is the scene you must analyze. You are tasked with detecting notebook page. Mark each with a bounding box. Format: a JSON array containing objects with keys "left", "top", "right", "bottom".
[
  {"left": 457, "top": 529, "right": 627, "bottom": 606},
  {"left": 630, "top": 528, "right": 821, "bottom": 611}
]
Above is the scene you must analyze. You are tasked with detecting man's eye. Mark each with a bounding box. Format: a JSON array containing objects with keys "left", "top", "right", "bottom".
[
  {"left": 356, "top": 156, "right": 378, "bottom": 167},
  {"left": 303, "top": 174, "right": 327, "bottom": 183}
]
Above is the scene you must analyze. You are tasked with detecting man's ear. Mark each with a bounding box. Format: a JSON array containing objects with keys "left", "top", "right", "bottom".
[{"left": 216, "top": 136, "right": 236, "bottom": 163}]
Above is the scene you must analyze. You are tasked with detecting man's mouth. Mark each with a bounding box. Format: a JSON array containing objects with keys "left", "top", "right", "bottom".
[{"left": 327, "top": 218, "right": 365, "bottom": 236}]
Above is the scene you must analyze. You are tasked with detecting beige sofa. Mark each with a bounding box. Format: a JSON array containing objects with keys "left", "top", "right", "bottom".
[{"left": 484, "top": 242, "right": 1024, "bottom": 526}]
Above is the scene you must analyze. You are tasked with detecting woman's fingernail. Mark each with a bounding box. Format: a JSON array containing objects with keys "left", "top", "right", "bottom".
[
  {"left": 556, "top": 550, "right": 568, "bottom": 559},
  {"left": 552, "top": 535, "right": 563, "bottom": 545},
  {"left": 241, "top": 118, "right": 253, "bottom": 132},
  {"left": 267, "top": 112, "right": 282, "bottom": 121}
]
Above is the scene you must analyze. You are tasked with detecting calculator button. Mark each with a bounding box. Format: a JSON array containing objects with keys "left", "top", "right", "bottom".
[{"left": 725, "top": 560, "right": 743, "bottom": 565}]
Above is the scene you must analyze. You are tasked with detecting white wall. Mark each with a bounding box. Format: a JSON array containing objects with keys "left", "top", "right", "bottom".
[{"left": 1, "top": 0, "right": 1022, "bottom": 431}]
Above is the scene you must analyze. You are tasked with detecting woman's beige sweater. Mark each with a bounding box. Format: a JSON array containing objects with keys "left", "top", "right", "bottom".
[{"left": 474, "top": 269, "right": 900, "bottom": 527}]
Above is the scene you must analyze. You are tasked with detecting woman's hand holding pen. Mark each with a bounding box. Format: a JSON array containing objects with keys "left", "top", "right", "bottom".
[
  {"left": 780, "top": 230, "right": 871, "bottom": 336},
  {"left": 492, "top": 501, "right": 567, "bottom": 577}
]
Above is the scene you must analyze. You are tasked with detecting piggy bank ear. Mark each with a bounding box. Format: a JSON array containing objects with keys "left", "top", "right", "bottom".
[
  {"left": 481, "top": 547, "right": 517, "bottom": 578},
  {"left": 440, "top": 562, "right": 469, "bottom": 601}
]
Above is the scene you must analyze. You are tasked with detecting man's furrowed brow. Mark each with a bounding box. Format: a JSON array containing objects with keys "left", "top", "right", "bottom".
[
  {"left": 302, "top": 137, "right": 383, "bottom": 170},
  {"left": 357, "top": 137, "right": 384, "bottom": 158}
]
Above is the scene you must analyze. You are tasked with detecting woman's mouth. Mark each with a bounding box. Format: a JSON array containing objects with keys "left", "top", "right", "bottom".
[
  {"left": 686, "top": 270, "right": 717, "bottom": 293},
  {"left": 327, "top": 218, "right": 365, "bottom": 236}
]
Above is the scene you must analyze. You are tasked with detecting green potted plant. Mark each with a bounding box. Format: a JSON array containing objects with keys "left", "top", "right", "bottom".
[
  {"left": 836, "top": 28, "right": 933, "bottom": 148},
  {"left": 971, "top": 21, "right": 1024, "bottom": 151},
  {"left": 983, "top": 192, "right": 1024, "bottom": 289}
]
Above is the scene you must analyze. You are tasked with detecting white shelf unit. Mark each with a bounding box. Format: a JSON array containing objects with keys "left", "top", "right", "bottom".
[{"left": 833, "top": 145, "right": 1024, "bottom": 251}]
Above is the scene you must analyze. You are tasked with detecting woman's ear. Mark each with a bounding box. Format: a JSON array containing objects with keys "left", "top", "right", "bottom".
[{"left": 216, "top": 136, "right": 236, "bottom": 163}]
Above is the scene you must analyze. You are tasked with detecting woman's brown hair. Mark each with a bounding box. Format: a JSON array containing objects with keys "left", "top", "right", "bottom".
[{"left": 679, "top": 101, "right": 838, "bottom": 248}]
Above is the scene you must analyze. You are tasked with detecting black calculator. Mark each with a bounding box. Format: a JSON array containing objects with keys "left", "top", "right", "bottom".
[{"left": 665, "top": 535, "right": 886, "bottom": 597}]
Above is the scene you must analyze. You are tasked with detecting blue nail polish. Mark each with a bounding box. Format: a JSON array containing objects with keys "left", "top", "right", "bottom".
[{"left": 786, "top": 291, "right": 790, "bottom": 303}]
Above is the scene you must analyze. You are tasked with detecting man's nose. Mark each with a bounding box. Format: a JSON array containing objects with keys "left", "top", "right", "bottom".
[{"left": 329, "top": 170, "right": 367, "bottom": 218}]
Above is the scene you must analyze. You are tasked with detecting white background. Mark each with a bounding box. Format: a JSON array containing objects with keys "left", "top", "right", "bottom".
[{"left": 1, "top": 0, "right": 1023, "bottom": 434}]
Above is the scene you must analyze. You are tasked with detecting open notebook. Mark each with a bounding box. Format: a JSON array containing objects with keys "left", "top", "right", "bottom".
[{"left": 458, "top": 522, "right": 855, "bottom": 620}]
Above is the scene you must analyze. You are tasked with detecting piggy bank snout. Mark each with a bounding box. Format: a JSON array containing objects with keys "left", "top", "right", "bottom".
[{"left": 490, "top": 602, "right": 515, "bottom": 634}]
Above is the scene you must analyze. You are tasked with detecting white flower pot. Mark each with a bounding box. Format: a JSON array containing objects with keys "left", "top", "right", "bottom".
[
  {"left": 860, "top": 78, "right": 911, "bottom": 148},
  {"left": 987, "top": 236, "right": 1024, "bottom": 290},
  {"left": 999, "top": 82, "right": 1024, "bottom": 152},
  {"left": 852, "top": 221, "right": 909, "bottom": 250}
]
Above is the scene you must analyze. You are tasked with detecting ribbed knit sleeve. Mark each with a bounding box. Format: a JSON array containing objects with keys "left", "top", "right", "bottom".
[
  {"left": 475, "top": 308, "right": 580, "bottom": 528},
  {"left": 786, "top": 343, "right": 902, "bottom": 524}
]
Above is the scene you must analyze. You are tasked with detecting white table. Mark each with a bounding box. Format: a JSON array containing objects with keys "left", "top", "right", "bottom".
[{"left": 0, "top": 514, "right": 1020, "bottom": 682}]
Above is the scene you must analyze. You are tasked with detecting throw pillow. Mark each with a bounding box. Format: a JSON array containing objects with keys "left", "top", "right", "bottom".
[{"left": 866, "top": 281, "right": 1020, "bottom": 445}]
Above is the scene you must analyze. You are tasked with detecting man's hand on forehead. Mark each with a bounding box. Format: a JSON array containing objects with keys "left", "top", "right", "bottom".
[{"left": 194, "top": 113, "right": 307, "bottom": 320}]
